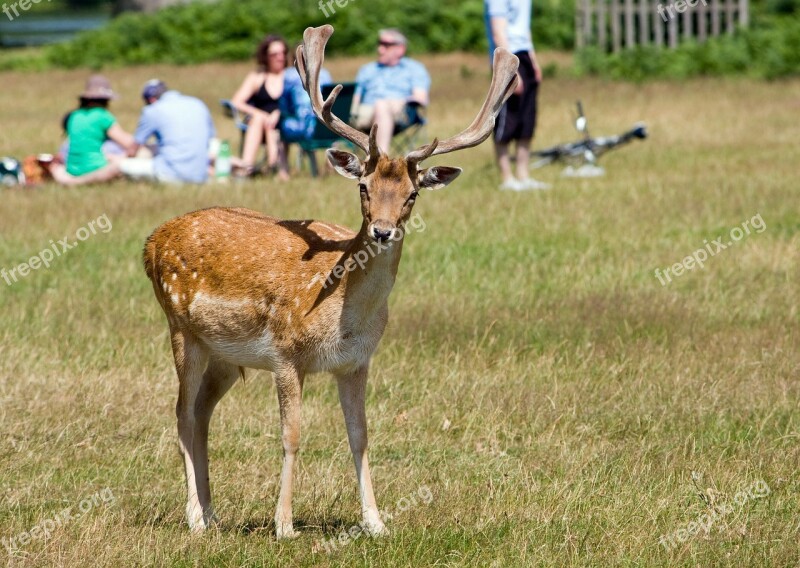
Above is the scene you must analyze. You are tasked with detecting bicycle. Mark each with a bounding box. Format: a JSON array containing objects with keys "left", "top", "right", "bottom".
[{"left": 531, "top": 101, "right": 647, "bottom": 177}]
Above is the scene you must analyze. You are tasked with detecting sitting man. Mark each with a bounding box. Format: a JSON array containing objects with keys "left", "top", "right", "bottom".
[
  {"left": 121, "top": 79, "right": 216, "bottom": 184},
  {"left": 352, "top": 28, "right": 430, "bottom": 153}
]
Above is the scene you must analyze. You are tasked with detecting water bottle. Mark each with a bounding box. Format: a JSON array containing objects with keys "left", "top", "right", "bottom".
[{"left": 216, "top": 140, "right": 232, "bottom": 182}]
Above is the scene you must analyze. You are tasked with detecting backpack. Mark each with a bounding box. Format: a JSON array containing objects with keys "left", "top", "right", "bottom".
[{"left": 0, "top": 157, "right": 25, "bottom": 187}]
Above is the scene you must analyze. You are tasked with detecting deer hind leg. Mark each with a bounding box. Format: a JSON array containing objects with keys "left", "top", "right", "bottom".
[
  {"left": 191, "top": 357, "right": 242, "bottom": 528},
  {"left": 273, "top": 365, "right": 304, "bottom": 539},
  {"left": 171, "top": 327, "right": 211, "bottom": 531},
  {"left": 336, "top": 363, "right": 387, "bottom": 536}
]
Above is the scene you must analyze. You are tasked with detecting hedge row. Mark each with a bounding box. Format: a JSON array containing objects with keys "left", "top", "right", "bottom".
[{"left": 44, "top": 0, "right": 575, "bottom": 68}]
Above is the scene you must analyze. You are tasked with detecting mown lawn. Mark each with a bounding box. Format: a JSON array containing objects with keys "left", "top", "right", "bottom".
[{"left": 0, "top": 53, "right": 798, "bottom": 567}]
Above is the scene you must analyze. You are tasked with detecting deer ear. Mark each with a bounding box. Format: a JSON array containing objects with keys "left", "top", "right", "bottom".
[
  {"left": 418, "top": 166, "right": 462, "bottom": 190},
  {"left": 326, "top": 149, "right": 363, "bottom": 179}
]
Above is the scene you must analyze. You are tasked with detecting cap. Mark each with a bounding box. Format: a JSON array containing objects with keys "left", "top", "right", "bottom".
[{"left": 142, "top": 79, "right": 168, "bottom": 101}]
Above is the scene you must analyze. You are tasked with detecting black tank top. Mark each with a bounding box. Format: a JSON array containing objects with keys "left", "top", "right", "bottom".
[{"left": 247, "top": 79, "right": 281, "bottom": 113}]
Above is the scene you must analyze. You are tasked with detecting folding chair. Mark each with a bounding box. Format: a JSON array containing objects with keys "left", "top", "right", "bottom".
[
  {"left": 221, "top": 98, "right": 288, "bottom": 173},
  {"left": 219, "top": 99, "right": 248, "bottom": 156}
]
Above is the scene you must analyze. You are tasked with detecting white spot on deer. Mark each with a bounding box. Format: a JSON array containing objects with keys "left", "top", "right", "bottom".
[
  {"left": 172, "top": 273, "right": 177, "bottom": 281},
  {"left": 192, "top": 271, "right": 198, "bottom": 279},
  {"left": 171, "top": 293, "right": 179, "bottom": 304},
  {"left": 294, "top": 297, "right": 300, "bottom": 307}
]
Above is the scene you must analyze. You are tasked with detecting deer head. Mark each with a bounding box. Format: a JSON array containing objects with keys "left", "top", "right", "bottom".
[{"left": 296, "top": 25, "right": 520, "bottom": 242}]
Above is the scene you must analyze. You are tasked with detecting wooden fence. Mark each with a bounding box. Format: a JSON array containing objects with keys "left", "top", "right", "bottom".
[{"left": 575, "top": 0, "right": 749, "bottom": 51}]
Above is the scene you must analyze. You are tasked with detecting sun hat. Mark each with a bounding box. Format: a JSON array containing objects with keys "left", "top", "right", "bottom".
[{"left": 79, "top": 75, "right": 117, "bottom": 100}]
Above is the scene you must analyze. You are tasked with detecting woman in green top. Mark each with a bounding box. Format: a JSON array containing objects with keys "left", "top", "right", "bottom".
[{"left": 50, "top": 75, "right": 134, "bottom": 186}]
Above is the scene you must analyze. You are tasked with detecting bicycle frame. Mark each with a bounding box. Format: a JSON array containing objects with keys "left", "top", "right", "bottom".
[{"left": 532, "top": 101, "right": 647, "bottom": 173}]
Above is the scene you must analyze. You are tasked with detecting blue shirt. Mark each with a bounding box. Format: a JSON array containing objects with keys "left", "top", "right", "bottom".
[
  {"left": 354, "top": 58, "right": 430, "bottom": 106},
  {"left": 134, "top": 91, "right": 215, "bottom": 184},
  {"left": 485, "top": 0, "right": 534, "bottom": 55}
]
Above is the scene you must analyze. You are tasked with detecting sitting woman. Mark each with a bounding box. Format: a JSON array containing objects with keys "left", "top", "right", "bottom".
[
  {"left": 49, "top": 75, "right": 134, "bottom": 186},
  {"left": 231, "top": 34, "right": 290, "bottom": 180}
]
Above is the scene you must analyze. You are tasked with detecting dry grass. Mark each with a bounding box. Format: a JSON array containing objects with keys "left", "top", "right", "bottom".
[{"left": 0, "top": 53, "right": 799, "bottom": 567}]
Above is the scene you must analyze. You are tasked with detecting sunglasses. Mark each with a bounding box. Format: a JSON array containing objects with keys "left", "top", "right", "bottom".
[{"left": 377, "top": 40, "right": 400, "bottom": 48}]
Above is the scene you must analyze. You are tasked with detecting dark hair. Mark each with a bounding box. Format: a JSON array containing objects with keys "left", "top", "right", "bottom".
[
  {"left": 255, "top": 34, "right": 290, "bottom": 70},
  {"left": 78, "top": 97, "right": 110, "bottom": 109}
]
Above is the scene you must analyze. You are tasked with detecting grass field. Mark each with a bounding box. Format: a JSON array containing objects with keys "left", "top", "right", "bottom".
[{"left": 1, "top": 52, "right": 799, "bottom": 567}]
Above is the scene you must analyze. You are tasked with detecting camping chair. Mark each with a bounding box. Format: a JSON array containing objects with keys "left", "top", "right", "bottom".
[{"left": 219, "top": 99, "right": 248, "bottom": 156}]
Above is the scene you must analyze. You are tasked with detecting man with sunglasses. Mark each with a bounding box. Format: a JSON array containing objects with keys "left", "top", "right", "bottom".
[{"left": 352, "top": 29, "right": 430, "bottom": 153}]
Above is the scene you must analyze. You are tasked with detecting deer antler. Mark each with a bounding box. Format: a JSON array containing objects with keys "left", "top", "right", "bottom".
[
  {"left": 296, "top": 25, "right": 374, "bottom": 155},
  {"left": 406, "top": 48, "right": 520, "bottom": 163}
]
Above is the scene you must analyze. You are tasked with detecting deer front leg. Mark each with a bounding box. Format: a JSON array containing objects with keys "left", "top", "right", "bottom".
[
  {"left": 337, "top": 363, "right": 387, "bottom": 536},
  {"left": 274, "top": 366, "right": 304, "bottom": 539}
]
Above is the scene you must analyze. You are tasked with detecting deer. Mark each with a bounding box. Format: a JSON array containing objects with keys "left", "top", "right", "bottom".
[{"left": 142, "top": 24, "right": 519, "bottom": 539}]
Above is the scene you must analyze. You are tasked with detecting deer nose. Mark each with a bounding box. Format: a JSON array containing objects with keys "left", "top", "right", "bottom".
[
  {"left": 372, "top": 227, "right": 392, "bottom": 242},
  {"left": 369, "top": 221, "right": 395, "bottom": 242}
]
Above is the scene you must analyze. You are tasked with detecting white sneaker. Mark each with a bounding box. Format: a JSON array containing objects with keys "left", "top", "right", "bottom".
[
  {"left": 518, "top": 177, "right": 551, "bottom": 190},
  {"left": 499, "top": 178, "right": 524, "bottom": 191}
]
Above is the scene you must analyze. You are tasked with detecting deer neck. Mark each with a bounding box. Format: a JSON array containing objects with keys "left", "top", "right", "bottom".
[{"left": 336, "top": 220, "right": 404, "bottom": 324}]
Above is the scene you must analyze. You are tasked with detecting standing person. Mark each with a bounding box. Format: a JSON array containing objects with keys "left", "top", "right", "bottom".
[
  {"left": 230, "top": 34, "right": 290, "bottom": 180},
  {"left": 485, "top": 0, "right": 550, "bottom": 190},
  {"left": 48, "top": 75, "right": 135, "bottom": 186},
  {"left": 120, "top": 79, "right": 216, "bottom": 184},
  {"left": 352, "top": 29, "right": 430, "bottom": 154}
]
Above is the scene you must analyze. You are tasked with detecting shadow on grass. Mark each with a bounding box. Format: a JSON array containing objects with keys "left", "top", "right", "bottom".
[{"left": 235, "top": 516, "right": 357, "bottom": 537}]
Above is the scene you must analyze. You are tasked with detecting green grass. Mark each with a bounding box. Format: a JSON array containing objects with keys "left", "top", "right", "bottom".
[{"left": 0, "top": 55, "right": 799, "bottom": 567}]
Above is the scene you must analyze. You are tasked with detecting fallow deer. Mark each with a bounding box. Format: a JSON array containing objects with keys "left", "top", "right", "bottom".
[{"left": 143, "top": 24, "right": 519, "bottom": 539}]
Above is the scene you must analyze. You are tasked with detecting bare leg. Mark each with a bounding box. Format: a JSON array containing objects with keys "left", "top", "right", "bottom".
[
  {"left": 515, "top": 138, "right": 531, "bottom": 181},
  {"left": 192, "top": 357, "right": 241, "bottom": 526},
  {"left": 494, "top": 141, "right": 514, "bottom": 183},
  {"left": 274, "top": 365, "right": 304, "bottom": 539},
  {"left": 171, "top": 328, "right": 210, "bottom": 531},
  {"left": 48, "top": 162, "right": 120, "bottom": 186},
  {"left": 372, "top": 99, "right": 405, "bottom": 154},
  {"left": 242, "top": 113, "right": 266, "bottom": 168},
  {"left": 336, "top": 364, "right": 387, "bottom": 535},
  {"left": 277, "top": 141, "right": 290, "bottom": 182},
  {"left": 265, "top": 118, "right": 281, "bottom": 169}
]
